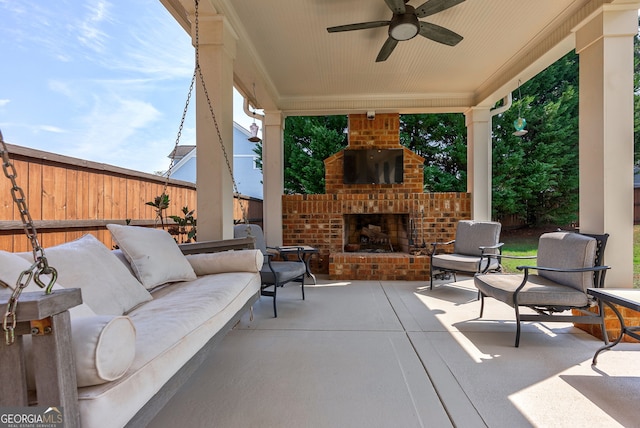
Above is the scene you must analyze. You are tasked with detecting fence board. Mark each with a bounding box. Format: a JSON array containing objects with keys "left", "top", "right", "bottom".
[{"left": 0, "top": 144, "right": 263, "bottom": 251}]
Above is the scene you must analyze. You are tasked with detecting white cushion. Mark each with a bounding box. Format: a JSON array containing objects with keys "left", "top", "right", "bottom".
[
  {"left": 185, "top": 249, "right": 263, "bottom": 275},
  {"left": 107, "top": 224, "right": 197, "bottom": 289},
  {"left": 0, "top": 250, "right": 96, "bottom": 318},
  {"left": 71, "top": 315, "right": 136, "bottom": 387},
  {"left": 16, "top": 234, "right": 152, "bottom": 316}
]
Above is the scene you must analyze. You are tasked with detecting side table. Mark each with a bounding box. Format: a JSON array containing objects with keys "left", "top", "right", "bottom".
[
  {"left": 278, "top": 246, "right": 319, "bottom": 285},
  {"left": 588, "top": 288, "right": 640, "bottom": 365}
]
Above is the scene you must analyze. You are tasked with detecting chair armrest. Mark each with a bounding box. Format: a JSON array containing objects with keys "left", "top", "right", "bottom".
[
  {"left": 479, "top": 242, "right": 504, "bottom": 252},
  {"left": 430, "top": 240, "right": 455, "bottom": 255},
  {"left": 516, "top": 265, "right": 610, "bottom": 273},
  {"left": 513, "top": 264, "right": 611, "bottom": 295}
]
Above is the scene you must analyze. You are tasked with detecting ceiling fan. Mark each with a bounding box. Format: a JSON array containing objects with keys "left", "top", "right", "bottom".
[{"left": 327, "top": 0, "right": 465, "bottom": 62}]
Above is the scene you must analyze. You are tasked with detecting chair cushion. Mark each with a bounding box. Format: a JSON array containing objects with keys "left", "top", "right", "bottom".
[
  {"left": 431, "top": 253, "right": 499, "bottom": 274},
  {"left": 453, "top": 221, "right": 501, "bottom": 256},
  {"left": 536, "top": 232, "right": 596, "bottom": 293},
  {"left": 474, "top": 273, "right": 589, "bottom": 308},
  {"left": 261, "top": 261, "right": 306, "bottom": 285},
  {"left": 107, "top": 224, "right": 197, "bottom": 290}
]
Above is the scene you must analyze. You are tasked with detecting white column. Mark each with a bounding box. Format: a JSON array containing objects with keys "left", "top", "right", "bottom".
[
  {"left": 465, "top": 107, "right": 492, "bottom": 221},
  {"left": 192, "top": 16, "right": 237, "bottom": 241},
  {"left": 262, "top": 110, "right": 285, "bottom": 246},
  {"left": 575, "top": 6, "right": 638, "bottom": 287}
]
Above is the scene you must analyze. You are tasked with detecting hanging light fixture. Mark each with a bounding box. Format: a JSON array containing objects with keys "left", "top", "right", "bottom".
[
  {"left": 513, "top": 79, "right": 528, "bottom": 137},
  {"left": 248, "top": 83, "right": 262, "bottom": 143}
]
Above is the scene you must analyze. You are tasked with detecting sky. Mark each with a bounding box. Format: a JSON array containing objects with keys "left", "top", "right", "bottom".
[{"left": 0, "top": 0, "right": 255, "bottom": 174}]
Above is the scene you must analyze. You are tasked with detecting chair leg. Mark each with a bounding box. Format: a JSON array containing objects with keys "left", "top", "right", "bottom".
[
  {"left": 301, "top": 276, "right": 305, "bottom": 300},
  {"left": 272, "top": 285, "right": 278, "bottom": 318},
  {"left": 429, "top": 265, "right": 434, "bottom": 290},
  {"left": 479, "top": 293, "right": 485, "bottom": 317},
  {"left": 514, "top": 304, "right": 521, "bottom": 348},
  {"left": 261, "top": 285, "right": 278, "bottom": 318}
]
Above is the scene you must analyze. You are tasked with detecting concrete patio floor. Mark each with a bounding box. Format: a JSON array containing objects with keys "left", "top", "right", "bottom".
[{"left": 149, "top": 276, "right": 640, "bottom": 428}]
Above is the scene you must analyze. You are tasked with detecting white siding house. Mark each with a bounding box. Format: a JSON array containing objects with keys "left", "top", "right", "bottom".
[{"left": 167, "top": 122, "right": 263, "bottom": 199}]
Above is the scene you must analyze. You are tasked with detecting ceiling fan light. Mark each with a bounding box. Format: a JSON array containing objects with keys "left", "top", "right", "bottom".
[{"left": 389, "top": 11, "right": 419, "bottom": 40}]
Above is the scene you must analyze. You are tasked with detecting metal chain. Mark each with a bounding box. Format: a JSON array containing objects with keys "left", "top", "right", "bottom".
[
  {"left": 162, "top": 67, "right": 197, "bottom": 197},
  {"left": 193, "top": 0, "right": 250, "bottom": 225},
  {"left": 1, "top": 130, "right": 57, "bottom": 345}
]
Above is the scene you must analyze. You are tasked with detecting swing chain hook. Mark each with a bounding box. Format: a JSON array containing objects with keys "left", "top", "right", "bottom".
[{"left": 1, "top": 130, "right": 57, "bottom": 345}]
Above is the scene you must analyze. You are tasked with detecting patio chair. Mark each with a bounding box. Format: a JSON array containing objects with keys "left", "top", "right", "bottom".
[
  {"left": 233, "top": 224, "right": 306, "bottom": 317},
  {"left": 474, "top": 231, "right": 610, "bottom": 347},
  {"left": 429, "top": 220, "right": 503, "bottom": 290}
]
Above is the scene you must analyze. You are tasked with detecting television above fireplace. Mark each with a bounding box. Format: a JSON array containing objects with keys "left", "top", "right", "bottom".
[{"left": 343, "top": 148, "right": 404, "bottom": 184}]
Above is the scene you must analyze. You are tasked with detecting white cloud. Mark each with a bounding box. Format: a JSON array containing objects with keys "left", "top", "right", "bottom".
[
  {"left": 38, "top": 125, "right": 66, "bottom": 134},
  {"left": 0, "top": 99, "right": 10, "bottom": 107},
  {"left": 76, "top": 0, "right": 112, "bottom": 53}
]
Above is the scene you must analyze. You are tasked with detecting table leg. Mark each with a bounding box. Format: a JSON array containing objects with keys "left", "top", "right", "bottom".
[{"left": 592, "top": 301, "right": 624, "bottom": 365}]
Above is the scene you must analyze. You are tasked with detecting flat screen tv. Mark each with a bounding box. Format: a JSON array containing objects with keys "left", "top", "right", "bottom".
[{"left": 343, "top": 149, "right": 403, "bottom": 184}]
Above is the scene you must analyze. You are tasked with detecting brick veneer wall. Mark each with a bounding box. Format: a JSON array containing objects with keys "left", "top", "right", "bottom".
[
  {"left": 281, "top": 113, "right": 471, "bottom": 280},
  {"left": 575, "top": 306, "right": 640, "bottom": 343}
]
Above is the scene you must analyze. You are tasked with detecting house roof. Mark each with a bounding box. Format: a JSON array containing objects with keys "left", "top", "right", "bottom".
[{"left": 160, "top": 0, "right": 624, "bottom": 116}]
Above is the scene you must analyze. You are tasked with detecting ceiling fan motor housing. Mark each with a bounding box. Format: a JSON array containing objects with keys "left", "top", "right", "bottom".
[{"left": 389, "top": 5, "right": 420, "bottom": 40}]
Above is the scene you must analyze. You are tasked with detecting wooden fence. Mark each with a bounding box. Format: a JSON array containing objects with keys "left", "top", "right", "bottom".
[{"left": 0, "top": 143, "right": 262, "bottom": 253}]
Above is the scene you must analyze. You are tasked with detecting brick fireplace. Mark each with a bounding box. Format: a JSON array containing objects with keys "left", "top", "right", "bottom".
[{"left": 281, "top": 113, "right": 471, "bottom": 280}]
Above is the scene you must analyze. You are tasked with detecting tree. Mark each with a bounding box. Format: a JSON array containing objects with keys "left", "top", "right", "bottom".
[
  {"left": 261, "top": 115, "right": 347, "bottom": 194},
  {"left": 399, "top": 113, "right": 467, "bottom": 192},
  {"left": 492, "top": 51, "right": 579, "bottom": 225}
]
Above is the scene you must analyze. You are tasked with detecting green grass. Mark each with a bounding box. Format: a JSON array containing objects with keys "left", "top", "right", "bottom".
[
  {"left": 499, "top": 242, "right": 538, "bottom": 273},
  {"left": 502, "top": 225, "right": 640, "bottom": 288}
]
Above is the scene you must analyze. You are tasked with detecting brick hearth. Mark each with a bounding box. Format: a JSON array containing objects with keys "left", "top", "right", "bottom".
[{"left": 282, "top": 113, "right": 470, "bottom": 280}]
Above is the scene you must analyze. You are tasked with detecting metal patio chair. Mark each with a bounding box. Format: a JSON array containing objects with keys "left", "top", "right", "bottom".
[
  {"left": 474, "top": 231, "right": 610, "bottom": 347},
  {"left": 234, "top": 224, "right": 306, "bottom": 317},
  {"left": 429, "top": 220, "right": 503, "bottom": 289}
]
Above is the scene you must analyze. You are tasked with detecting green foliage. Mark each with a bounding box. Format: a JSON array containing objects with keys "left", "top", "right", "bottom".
[
  {"left": 492, "top": 51, "right": 580, "bottom": 226},
  {"left": 146, "top": 193, "right": 170, "bottom": 227},
  {"left": 255, "top": 115, "right": 348, "bottom": 194},
  {"left": 399, "top": 113, "right": 467, "bottom": 192},
  {"left": 168, "top": 206, "right": 197, "bottom": 243}
]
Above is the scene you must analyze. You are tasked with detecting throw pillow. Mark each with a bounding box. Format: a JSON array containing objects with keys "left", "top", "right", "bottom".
[
  {"left": 185, "top": 249, "right": 263, "bottom": 275},
  {"left": 107, "top": 224, "right": 197, "bottom": 289},
  {"left": 16, "top": 234, "right": 152, "bottom": 315},
  {"left": 71, "top": 315, "right": 136, "bottom": 387},
  {"left": 0, "top": 250, "right": 96, "bottom": 318}
]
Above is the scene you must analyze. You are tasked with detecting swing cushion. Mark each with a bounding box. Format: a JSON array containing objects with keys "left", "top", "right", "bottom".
[
  {"left": 1, "top": 251, "right": 137, "bottom": 387},
  {"left": 107, "top": 224, "right": 197, "bottom": 290},
  {"left": 17, "top": 234, "right": 153, "bottom": 315}
]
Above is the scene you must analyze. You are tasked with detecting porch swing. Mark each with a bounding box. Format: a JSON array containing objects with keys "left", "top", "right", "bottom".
[{"left": 0, "top": 0, "right": 251, "bottom": 343}]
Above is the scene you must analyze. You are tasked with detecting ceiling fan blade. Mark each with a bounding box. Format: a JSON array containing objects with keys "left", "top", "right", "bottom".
[
  {"left": 384, "top": 0, "right": 406, "bottom": 14},
  {"left": 327, "top": 21, "right": 390, "bottom": 33},
  {"left": 415, "top": 0, "right": 465, "bottom": 18},
  {"left": 376, "top": 37, "right": 399, "bottom": 62},
  {"left": 419, "top": 21, "right": 463, "bottom": 46}
]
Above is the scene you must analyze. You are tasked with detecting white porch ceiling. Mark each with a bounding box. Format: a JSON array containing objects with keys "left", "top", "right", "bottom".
[{"left": 162, "top": 0, "right": 631, "bottom": 115}]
